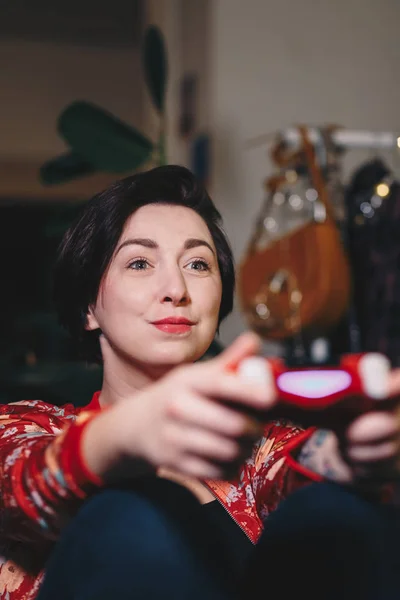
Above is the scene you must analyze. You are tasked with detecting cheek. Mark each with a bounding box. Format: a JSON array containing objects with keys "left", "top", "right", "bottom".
[
  {"left": 97, "top": 278, "right": 149, "bottom": 322},
  {"left": 196, "top": 279, "right": 222, "bottom": 319}
]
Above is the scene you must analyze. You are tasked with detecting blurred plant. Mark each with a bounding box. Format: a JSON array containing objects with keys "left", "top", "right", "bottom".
[
  {"left": 40, "top": 25, "right": 168, "bottom": 185},
  {"left": 38, "top": 27, "right": 225, "bottom": 358}
]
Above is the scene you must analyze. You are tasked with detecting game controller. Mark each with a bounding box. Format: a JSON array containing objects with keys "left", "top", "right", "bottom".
[{"left": 237, "top": 352, "right": 392, "bottom": 428}]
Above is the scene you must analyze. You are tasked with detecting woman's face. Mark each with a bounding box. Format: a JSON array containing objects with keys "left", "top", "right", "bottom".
[{"left": 87, "top": 204, "right": 223, "bottom": 368}]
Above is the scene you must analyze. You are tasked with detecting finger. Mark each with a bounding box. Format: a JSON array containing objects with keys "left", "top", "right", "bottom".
[
  {"left": 388, "top": 368, "right": 400, "bottom": 396},
  {"left": 178, "top": 426, "right": 241, "bottom": 463},
  {"left": 347, "top": 440, "right": 399, "bottom": 463},
  {"left": 213, "top": 331, "right": 262, "bottom": 371},
  {"left": 165, "top": 393, "right": 264, "bottom": 439},
  {"left": 346, "top": 412, "right": 400, "bottom": 444},
  {"left": 190, "top": 370, "right": 276, "bottom": 411},
  {"left": 184, "top": 427, "right": 257, "bottom": 465},
  {"left": 181, "top": 454, "right": 249, "bottom": 482},
  {"left": 176, "top": 456, "right": 223, "bottom": 480}
]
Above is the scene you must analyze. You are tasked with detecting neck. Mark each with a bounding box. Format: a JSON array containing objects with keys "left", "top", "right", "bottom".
[{"left": 98, "top": 339, "right": 173, "bottom": 408}]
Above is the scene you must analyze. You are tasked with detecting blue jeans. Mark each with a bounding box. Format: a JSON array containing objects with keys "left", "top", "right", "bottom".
[{"left": 37, "top": 479, "right": 400, "bottom": 600}]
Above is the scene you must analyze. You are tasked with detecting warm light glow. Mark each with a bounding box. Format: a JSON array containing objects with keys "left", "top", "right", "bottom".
[
  {"left": 376, "top": 182, "right": 390, "bottom": 197},
  {"left": 397, "top": 136, "right": 400, "bottom": 149},
  {"left": 291, "top": 290, "right": 302, "bottom": 304},
  {"left": 285, "top": 170, "right": 297, "bottom": 183},
  {"left": 288, "top": 194, "right": 303, "bottom": 210}
]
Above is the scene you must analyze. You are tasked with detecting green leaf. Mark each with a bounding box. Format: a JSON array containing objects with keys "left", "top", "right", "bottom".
[
  {"left": 142, "top": 26, "right": 168, "bottom": 113},
  {"left": 58, "top": 101, "right": 154, "bottom": 173},
  {"left": 40, "top": 152, "right": 96, "bottom": 185}
]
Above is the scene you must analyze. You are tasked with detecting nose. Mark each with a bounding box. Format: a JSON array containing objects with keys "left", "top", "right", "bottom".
[{"left": 159, "top": 265, "right": 190, "bottom": 306}]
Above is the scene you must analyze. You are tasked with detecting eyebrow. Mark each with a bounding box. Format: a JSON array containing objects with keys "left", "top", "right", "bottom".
[{"left": 116, "top": 237, "right": 216, "bottom": 256}]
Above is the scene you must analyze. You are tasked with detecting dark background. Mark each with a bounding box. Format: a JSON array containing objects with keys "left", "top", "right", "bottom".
[{"left": 0, "top": 201, "right": 102, "bottom": 406}]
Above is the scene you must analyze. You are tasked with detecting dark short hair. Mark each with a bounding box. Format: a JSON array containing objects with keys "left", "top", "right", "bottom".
[{"left": 54, "top": 165, "right": 235, "bottom": 361}]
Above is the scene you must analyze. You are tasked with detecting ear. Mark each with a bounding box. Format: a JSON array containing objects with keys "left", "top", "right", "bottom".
[{"left": 85, "top": 306, "right": 100, "bottom": 331}]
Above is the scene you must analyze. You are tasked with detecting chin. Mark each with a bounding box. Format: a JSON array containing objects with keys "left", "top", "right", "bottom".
[{"left": 150, "top": 341, "right": 208, "bottom": 366}]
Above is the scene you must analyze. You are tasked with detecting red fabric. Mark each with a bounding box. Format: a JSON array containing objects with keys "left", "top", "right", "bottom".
[
  {"left": 0, "top": 396, "right": 316, "bottom": 598},
  {"left": 281, "top": 427, "right": 324, "bottom": 482},
  {"left": 60, "top": 416, "right": 104, "bottom": 492},
  {"left": 205, "top": 420, "right": 319, "bottom": 544},
  {"left": 0, "top": 399, "right": 104, "bottom": 598}
]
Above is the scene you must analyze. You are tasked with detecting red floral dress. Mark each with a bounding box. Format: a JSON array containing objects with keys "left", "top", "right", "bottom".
[{"left": 0, "top": 393, "right": 316, "bottom": 599}]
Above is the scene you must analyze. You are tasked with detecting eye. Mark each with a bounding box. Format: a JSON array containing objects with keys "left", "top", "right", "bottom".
[
  {"left": 127, "top": 258, "right": 150, "bottom": 271},
  {"left": 187, "top": 259, "right": 211, "bottom": 272}
]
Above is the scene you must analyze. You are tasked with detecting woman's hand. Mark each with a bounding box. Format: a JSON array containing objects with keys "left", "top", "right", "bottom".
[
  {"left": 344, "top": 369, "right": 400, "bottom": 481},
  {"left": 83, "top": 332, "right": 276, "bottom": 481},
  {"left": 298, "top": 369, "right": 400, "bottom": 485}
]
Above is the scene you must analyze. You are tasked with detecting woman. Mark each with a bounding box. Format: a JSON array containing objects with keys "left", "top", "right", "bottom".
[{"left": 0, "top": 165, "right": 399, "bottom": 600}]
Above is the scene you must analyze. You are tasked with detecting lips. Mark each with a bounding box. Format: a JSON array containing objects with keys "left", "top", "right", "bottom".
[
  {"left": 151, "top": 317, "right": 195, "bottom": 325},
  {"left": 151, "top": 317, "right": 195, "bottom": 334}
]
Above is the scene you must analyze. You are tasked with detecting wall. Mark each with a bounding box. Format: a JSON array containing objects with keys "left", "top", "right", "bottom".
[
  {"left": 4, "top": 1, "right": 398, "bottom": 339},
  {"left": 209, "top": 0, "right": 400, "bottom": 346},
  {"left": 142, "top": 0, "right": 185, "bottom": 166},
  {"left": 0, "top": 39, "right": 144, "bottom": 162},
  {"left": 0, "top": 1, "right": 211, "bottom": 198},
  {"left": 143, "top": 0, "right": 211, "bottom": 167}
]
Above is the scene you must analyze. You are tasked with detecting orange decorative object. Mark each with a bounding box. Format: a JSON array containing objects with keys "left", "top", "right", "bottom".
[{"left": 238, "top": 125, "right": 351, "bottom": 340}]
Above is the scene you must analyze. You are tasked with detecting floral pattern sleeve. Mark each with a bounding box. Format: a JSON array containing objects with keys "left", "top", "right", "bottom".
[
  {"left": 206, "top": 420, "right": 318, "bottom": 543},
  {"left": 0, "top": 400, "right": 102, "bottom": 543},
  {"left": 250, "top": 421, "right": 318, "bottom": 523}
]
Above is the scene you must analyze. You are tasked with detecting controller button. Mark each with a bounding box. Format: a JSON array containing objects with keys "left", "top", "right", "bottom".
[
  {"left": 277, "top": 370, "right": 351, "bottom": 399},
  {"left": 237, "top": 357, "right": 273, "bottom": 386},
  {"left": 358, "top": 354, "right": 390, "bottom": 399}
]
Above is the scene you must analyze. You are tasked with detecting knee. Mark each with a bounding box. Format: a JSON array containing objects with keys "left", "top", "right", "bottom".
[
  {"left": 261, "top": 482, "right": 385, "bottom": 549},
  {"left": 72, "top": 484, "right": 192, "bottom": 561},
  {"left": 41, "top": 485, "right": 229, "bottom": 600},
  {"left": 77, "top": 488, "right": 165, "bottom": 540},
  {"left": 247, "top": 483, "right": 391, "bottom": 599},
  {"left": 52, "top": 483, "right": 197, "bottom": 575},
  {"left": 280, "top": 482, "right": 382, "bottom": 529}
]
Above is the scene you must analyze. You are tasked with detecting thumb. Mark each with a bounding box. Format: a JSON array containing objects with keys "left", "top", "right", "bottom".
[
  {"left": 388, "top": 368, "right": 400, "bottom": 397},
  {"left": 215, "top": 331, "right": 263, "bottom": 372}
]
